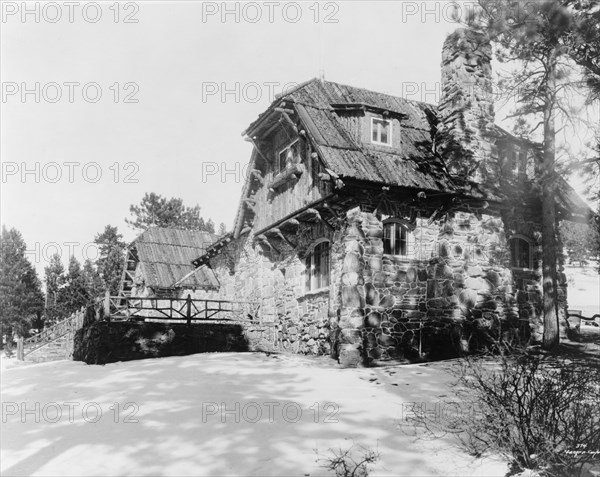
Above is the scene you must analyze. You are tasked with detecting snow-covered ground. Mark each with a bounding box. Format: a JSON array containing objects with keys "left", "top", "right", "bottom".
[
  {"left": 565, "top": 264, "right": 600, "bottom": 318},
  {"left": 1, "top": 353, "right": 507, "bottom": 476},
  {"left": 1, "top": 265, "right": 595, "bottom": 476}
]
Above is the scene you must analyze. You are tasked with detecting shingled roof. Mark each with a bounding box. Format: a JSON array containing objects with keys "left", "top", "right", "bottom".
[
  {"left": 240, "top": 79, "right": 592, "bottom": 221},
  {"left": 246, "top": 79, "right": 453, "bottom": 193},
  {"left": 131, "top": 227, "right": 219, "bottom": 290}
]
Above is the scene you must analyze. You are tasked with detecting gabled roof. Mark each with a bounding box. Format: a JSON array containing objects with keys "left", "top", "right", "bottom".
[
  {"left": 131, "top": 227, "right": 219, "bottom": 289},
  {"left": 245, "top": 79, "right": 454, "bottom": 193},
  {"left": 233, "top": 78, "right": 592, "bottom": 236}
]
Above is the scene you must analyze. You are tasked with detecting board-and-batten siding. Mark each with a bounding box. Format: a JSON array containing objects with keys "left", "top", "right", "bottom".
[{"left": 252, "top": 128, "right": 331, "bottom": 232}]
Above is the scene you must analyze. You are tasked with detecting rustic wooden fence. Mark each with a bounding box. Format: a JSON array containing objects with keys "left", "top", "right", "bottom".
[
  {"left": 18, "top": 306, "right": 87, "bottom": 360},
  {"left": 108, "top": 294, "right": 260, "bottom": 325},
  {"left": 15, "top": 292, "right": 261, "bottom": 361}
]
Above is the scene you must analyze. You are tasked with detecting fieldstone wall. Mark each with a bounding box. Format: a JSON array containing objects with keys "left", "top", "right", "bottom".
[
  {"left": 333, "top": 205, "right": 556, "bottom": 367},
  {"left": 203, "top": 221, "right": 341, "bottom": 356},
  {"left": 73, "top": 320, "right": 283, "bottom": 365},
  {"left": 191, "top": 200, "right": 569, "bottom": 367}
]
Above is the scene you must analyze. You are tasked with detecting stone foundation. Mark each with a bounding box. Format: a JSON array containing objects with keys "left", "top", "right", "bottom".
[{"left": 73, "top": 321, "right": 282, "bottom": 365}]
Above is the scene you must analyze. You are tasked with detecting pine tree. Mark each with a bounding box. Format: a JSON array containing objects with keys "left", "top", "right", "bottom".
[
  {"left": 126, "top": 193, "right": 215, "bottom": 232},
  {"left": 205, "top": 219, "right": 215, "bottom": 234},
  {"left": 58, "top": 256, "right": 89, "bottom": 316},
  {"left": 94, "top": 225, "right": 126, "bottom": 296},
  {"left": 44, "top": 253, "right": 66, "bottom": 324},
  {"left": 0, "top": 226, "right": 44, "bottom": 340},
  {"left": 82, "top": 259, "right": 105, "bottom": 300}
]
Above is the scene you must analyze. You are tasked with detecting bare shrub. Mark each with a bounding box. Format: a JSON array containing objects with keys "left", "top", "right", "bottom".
[
  {"left": 315, "top": 442, "right": 380, "bottom": 477},
  {"left": 451, "top": 351, "right": 600, "bottom": 476}
]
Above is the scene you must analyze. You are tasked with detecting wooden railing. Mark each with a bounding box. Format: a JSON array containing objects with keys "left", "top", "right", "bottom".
[
  {"left": 21, "top": 306, "right": 87, "bottom": 358},
  {"left": 108, "top": 294, "right": 260, "bottom": 324}
]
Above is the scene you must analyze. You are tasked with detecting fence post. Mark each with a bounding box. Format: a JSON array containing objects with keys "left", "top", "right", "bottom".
[
  {"left": 186, "top": 294, "right": 192, "bottom": 326},
  {"left": 104, "top": 290, "right": 110, "bottom": 319},
  {"left": 16, "top": 336, "right": 24, "bottom": 361}
]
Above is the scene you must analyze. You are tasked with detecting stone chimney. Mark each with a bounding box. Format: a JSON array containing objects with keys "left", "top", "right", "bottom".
[{"left": 435, "top": 28, "right": 496, "bottom": 184}]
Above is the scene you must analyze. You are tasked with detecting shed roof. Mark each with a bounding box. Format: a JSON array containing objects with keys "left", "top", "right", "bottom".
[{"left": 131, "top": 227, "right": 219, "bottom": 289}]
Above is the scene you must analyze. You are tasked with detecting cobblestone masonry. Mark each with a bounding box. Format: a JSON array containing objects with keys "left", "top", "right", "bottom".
[{"left": 194, "top": 204, "right": 566, "bottom": 367}]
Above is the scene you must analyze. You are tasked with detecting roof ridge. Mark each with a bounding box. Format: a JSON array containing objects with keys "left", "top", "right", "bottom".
[
  {"left": 320, "top": 78, "right": 438, "bottom": 109},
  {"left": 273, "top": 77, "right": 438, "bottom": 110},
  {"left": 274, "top": 77, "right": 320, "bottom": 101}
]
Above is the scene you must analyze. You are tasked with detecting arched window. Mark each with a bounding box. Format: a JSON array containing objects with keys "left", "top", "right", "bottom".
[
  {"left": 304, "top": 240, "right": 330, "bottom": 292},
  {"left": 509, "top": 235, "right": 533, "bottom": 269},
  {"left": 383, "top": 220, "right": 411, "bottom": 256}
]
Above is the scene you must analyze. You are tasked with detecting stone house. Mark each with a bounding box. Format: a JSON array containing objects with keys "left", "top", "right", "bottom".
[{"left": 191, "top": 29, "right": 591, "bottom": 367}]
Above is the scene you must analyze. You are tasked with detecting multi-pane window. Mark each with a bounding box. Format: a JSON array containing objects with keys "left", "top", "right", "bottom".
[
  {"left": 383, "top": 221, "right": 409, "bottom": 256},
  {"left": 509, "top": 236, "right": 532, "bottom": 269},
  {"left": 509, "top": 150, "right": 519, "bottom": 175},
  {"left": 501, "top": 145, "right": 527, "bottom": 178},
  {"left": 278, "top": 140, "right": 301, "bottom": 173},
  {"left": 305, "top": 241, "right": 330, "bottom": 291},
  {"left": 371, "top": 118, "right": 392, "bottom": 145}
]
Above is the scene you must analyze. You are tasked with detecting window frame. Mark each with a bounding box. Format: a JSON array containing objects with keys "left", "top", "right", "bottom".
[
  {"left": 304, "top": 239, "right": 331, "bottom": 293},
  {"left": 371, "top": 117, "right": 392, "bottom": 146},
  {"left": 382, "top": 219, "right": 412, "bottom": 257},
  {"left": 277, "top": 139, "right": 300, "bottom": 174},
  {"left": 509, "top": 234, "right": 534, "bottom": 270},
  {"left": 500, "top": 144, "right": 528, "bottom": 179}
]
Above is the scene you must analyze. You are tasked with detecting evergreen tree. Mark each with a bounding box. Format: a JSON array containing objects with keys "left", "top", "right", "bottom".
[
  {"left": 82, "top": 259, "right": 105, "bottom": 300},
  {"left": 126, "top": 193, "right": 215, "bottom": 232},
  {"left": 205, "top": 219, "right": 215, "bottom": 234},
  {"left": 0, "top": 226, "right": 44, "bottom": 340},
  {"left": 44, "top": 253, "right": 66, "bottom": 323},
  {"left": 94, "top": 225, "right": 126, "bottom": 296},
  {"left": 218, "top": 222, "right": 228, "bottom": 236},
  {"left": 58, "top": 256, "right": 89, "bottom": 316}
]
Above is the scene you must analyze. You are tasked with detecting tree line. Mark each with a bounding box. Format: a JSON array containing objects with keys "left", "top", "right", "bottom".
[{"left": 0, "top": 193, "right": 228, "bottom": 346}]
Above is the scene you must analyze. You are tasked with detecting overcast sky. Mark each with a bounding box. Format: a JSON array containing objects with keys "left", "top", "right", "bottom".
[{"left": 0, "top": 1, "right": 595, "bottom": 281}]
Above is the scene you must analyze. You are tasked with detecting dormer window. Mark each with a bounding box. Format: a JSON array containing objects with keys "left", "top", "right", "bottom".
[
  {"left": 278, "top": 140, "right": 301, "bottom": 174},
  {"left": 371, "top": 118, "right": 392, "bottom": 146}
]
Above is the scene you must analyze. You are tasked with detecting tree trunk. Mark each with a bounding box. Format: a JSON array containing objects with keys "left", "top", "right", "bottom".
[{"left": 541, "top": 47, "right": 560, "bottom": 351}]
